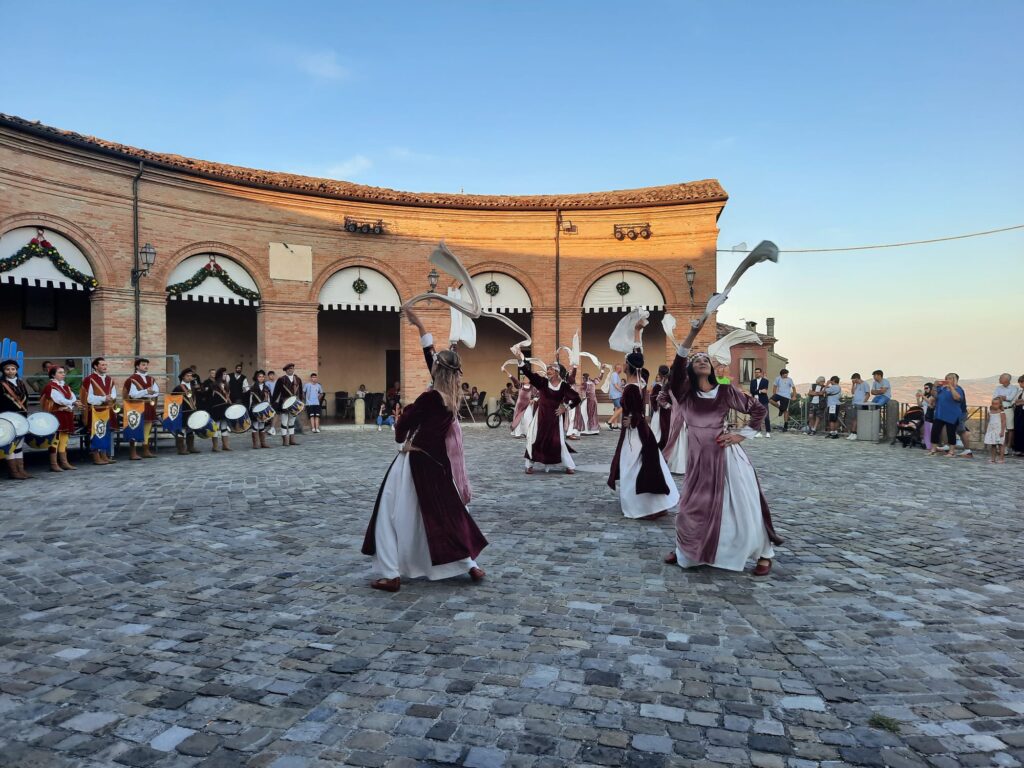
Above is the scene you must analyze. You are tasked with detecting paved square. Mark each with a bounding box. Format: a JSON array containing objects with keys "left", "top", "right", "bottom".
[{"left": 1, "top": 429, "right": 1022, "bottom": 767}]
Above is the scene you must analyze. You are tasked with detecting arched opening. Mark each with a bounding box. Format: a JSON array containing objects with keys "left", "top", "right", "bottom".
[
  {"left": 581, "top": 270, "right": 668, "bottom": 396},
  {"left": 0, "top": 226, "right": 95, "bottom": 391},
  {"left": 165, "top": 253, "right": 259, "bottom": 377},
  {"left": 317, "top": 266, "right": 401, "bottom": 420},
  {"left": 461, "top": 272, "right": 533, "bottom": 413}
]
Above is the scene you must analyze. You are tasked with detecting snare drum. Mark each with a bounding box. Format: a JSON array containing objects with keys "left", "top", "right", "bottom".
[
  {"left": 186, "top": 410, "right": 217, "bottom": 439},
  {"left": 252, "top": 402, "right": 275, "bottom": 423},
  {"left": 25, "top": 412, "right": 60, "bottom": 450},
  {"left": 0, "top": 419, "right": 16, "bottom": 458},
  {"left": 0, "top": 413, "right": 29, "bottom": 456},
  {"left": 282, "top": 396, "right": 304, "bottom": 417},
  {"left": 224, "top": 404, "right": 252, "bottom": 433}
]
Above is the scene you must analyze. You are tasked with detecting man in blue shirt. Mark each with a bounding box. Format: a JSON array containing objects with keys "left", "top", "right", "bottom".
[
  {"left": 302, "top": 373, "right": 325, "bottom": 434},
  {"left": 870, "top": 370, "right": 892, "bottom": 405}
]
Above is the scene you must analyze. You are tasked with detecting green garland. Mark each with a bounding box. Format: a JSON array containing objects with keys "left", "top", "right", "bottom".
[
  {"left": 0, "top": 237, "right": 98, "bottom": 289},
  {"left": 485, "top": 280, "right": 500, "bottom": 297},
  {"left": 167, "top": 261, "right": 260, "bottom": 302},
  {"left": 616, "top": 281, "right": 631, "bottom": 296}
]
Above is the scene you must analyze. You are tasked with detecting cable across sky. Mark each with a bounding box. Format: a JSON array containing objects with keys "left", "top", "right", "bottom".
[{"left": 718, "top": 223, "right": 1024, "bottom": 254}]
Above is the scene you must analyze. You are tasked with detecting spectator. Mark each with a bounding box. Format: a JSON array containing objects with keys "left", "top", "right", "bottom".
[
  {"left": 749, "top": 367, "right": 771, "bottom": 438},
  {"left": 806, "top": 376, "right": 826, "bottom": 436},
  {"left": 846, "top": 373, "right": 872, "bottom": 440},
  {"left": 770, "top": 368, "right": 795, "bottom": 432},
  {"left": 954, "top": 387, "right": 975, "bottom": 458},
  {"left": 984, "top": 397, "right": 1006, "bottom": 464},
  {"left": 824, "top": 376, "right": 842, "bottom": 438},
  {"left": 916, "top": 382, "right": 935, "bottom": 449},
  {"left": 376, "top": 400, "right": 395, "bottom": 431},
  {"left": 470, "top": 386, "right": 480, "bottom": 407},
  {"left": 929, "top": 372, "right": 966, "bottom": 457},
  {"left": 386, "top": 380, "right": 401, "bottom": 404},
  {"left": 303, "top": 372, "right": 325, "bottom": 433},
  {"left": 500, "top": 382, "right": 517, "bottom": 406},
  {"left": 607, "top": 363, "right": 624, "bottom": 430},
  {"left": 1013, "top": 375, "right": 1024, "bottom": 457},
  {"left": 64, "top": 358, "right": 83, "bottom": 391},
  {"left": 355, "top": 384, "right": 367, "bottom": 399},
  {"left": 993, "top": 373, "right": 1019, "bottom": 454},
  {"left": 30, "top": 360, "right": 53, "bottom": 394},
  {"left": 870, "top": 370, "right": 892, "bottom": 405}
]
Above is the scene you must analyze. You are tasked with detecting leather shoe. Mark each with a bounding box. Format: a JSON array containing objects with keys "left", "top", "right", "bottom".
[
  {"left": 753, "top": 558, "right": 772, "bottom": 576},
  {"left": 664, "top": 551, "right": 678, "bottom": 564},
  {"left": 370, "top": 577, "right": 401, "bottom": 592},
  {"left": 469, "top": 567, "right": 486, "bottom": 582}
]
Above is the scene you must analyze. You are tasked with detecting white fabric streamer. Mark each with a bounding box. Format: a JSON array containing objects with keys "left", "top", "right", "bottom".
[
  {"left": 609, "top": 309, "right": 649, "bottom": 353},
  {"left": 707, "top": 329, "right": 761, "bottom": 366}
]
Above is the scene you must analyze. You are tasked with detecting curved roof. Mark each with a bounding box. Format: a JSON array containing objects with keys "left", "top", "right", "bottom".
[{"left": 1, "top": 113, "right": 728, "bottom": 212}]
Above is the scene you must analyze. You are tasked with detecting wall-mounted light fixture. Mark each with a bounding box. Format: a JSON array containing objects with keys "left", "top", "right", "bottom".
[
  {"left": 132, "top": 243, "right": 157, "bottom": 286},
  {"left": 561, "top": 219, "right": 577, "bottom": 234},
  {"left": 344, "top": 217, "right": 385, "bottom": 235},
  {"left": 428, "top": 267, "right": 439, "bottom": 293},
  {"left": 613, "top": 223, "right": 651, "bottom": 241},
  {"left": 685, "top": 264, "right": 696, "bottom": 304}
]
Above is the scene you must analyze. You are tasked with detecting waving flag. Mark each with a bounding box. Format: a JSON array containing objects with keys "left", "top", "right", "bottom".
[{"left": 162, "top": 394, "right": 184, "bottom": 434}]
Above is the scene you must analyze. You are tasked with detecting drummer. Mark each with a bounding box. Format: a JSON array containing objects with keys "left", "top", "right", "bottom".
[
  {"left": 124, "top": 357, "right": 160, "bottom": 461},
  {"left": 1, "top": 358, "right": 33, "bottom": 479},
  {"left": 208, "top": 367, "right": 233, "bottom": 452},
  {"left": 81, "top": 357, "right": 119, "bottom": 465},
  {"left": 40, "top": 365, "right": 80, "bottom": 472},
  {"left": 271, "top": 363, "right": 303, "bottom": 446},
  {"left": 248, "top": 369, "right": 273, "bottom": 449},
  {"left": 172, "top": 370, "right": 201, "bottom": 455}
]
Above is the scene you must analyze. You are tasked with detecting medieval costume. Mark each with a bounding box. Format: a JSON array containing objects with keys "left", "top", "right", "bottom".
[
  {"left": 608, "top": 350, "right": 680, "bottom": 520},
  {"left": 0, "top": 360, "right": 32, "bottom": 479},
  {"left": 565, "top": 372, "right": 583, "bottom": 440},
  {"left": 520, "top": 362, "right": 581, "bottom": 473},
  {"left": 207, "top": 377, "right": 233, "bottom": 452},
  {"left": 660, "top": 391, "right": 688, "bottom": 475},
  {"left": 271, "top": 365, "right": 302, "bottom": 446},
  {"left": 228, "top": 369, "right": 249, "bottom": 404},
  {"left": 510, "top": 378, "right": 535, "bottom": 438},
  {"left": 172, "top": 373, "right": 201, "bottom": 454},
  {"left": 124, "top": 362, "right": 160, "bottom": 460},
  {"left": 667, "top": 350, "right": 782, "bottom": 572},
  {"left": 247, "top": 376, "right": 274, "bottom": 449},
  {"left": 582, "top": 376, "right": 601, "bottom": 435},
  {"left": 40, "top": 373, "right": 78, "bottom": 471},
  {"left": 362, "top": 333, "right": 486, "bottom": 590},
  {"left": 81, "top": 365, "right": 118, "bottom": 464}
]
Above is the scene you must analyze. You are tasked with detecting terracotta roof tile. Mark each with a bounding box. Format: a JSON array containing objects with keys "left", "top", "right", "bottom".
[{"left": 1, "top": 113, "right": 728, "bottom": 211}]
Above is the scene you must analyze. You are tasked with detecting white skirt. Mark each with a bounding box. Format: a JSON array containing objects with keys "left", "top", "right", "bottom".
[
  {"left": 373, "top": 452, "right": 478, "bottom": 580},
  {"left": 565, "top": 406, "right": 581, "bottom": 438},
  {"left": 650, "top": 410, "right": 662, "bottom": 442},
  {"left": 511, "top": 404, "right": 534, "bottom": 438},
  {"left": 617, "top": 429, "right": 680, "bottom": 519},
  {"left": 667, "top": 425, "right": 687, "bottom": 475},
  {"left": 675, "top": 444, "right": 774, "bottom": 572}
]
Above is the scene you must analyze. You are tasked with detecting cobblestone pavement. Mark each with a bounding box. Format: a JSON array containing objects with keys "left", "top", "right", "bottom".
[{"left": 1, "top": 427, "right": 1023, "bottom": 768}]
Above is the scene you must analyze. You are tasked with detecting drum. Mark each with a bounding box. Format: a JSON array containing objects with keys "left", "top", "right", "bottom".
[
  {"left": 224, "top": 404, "right": 252, "bottom": 433},
  {"left": 25, "top": 412, "right": 60, "bottom": 450},
  {"left": 252, "top": 402, "right": 275, "bottom": 423},
  {"left": 0, "top": 419, "right": 16, "bottom": 458},
  {"left": 282, "top": 396, "right": 304, "bottom": 417},
  {"left": 186, "top": 410, "right": 217, "bottom": 439},
  {"left": 0, "top": 413, "right": 29, "bottom": 456}
]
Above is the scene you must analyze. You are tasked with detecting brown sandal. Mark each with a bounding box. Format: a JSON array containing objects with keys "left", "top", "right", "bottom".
[
  {"left": 664, "top": 551, "right": 678, "bottom": 564},
  {"left": 524, "top": 467, "right": 534, "bottom": 474},
  {"left": 753, "top": 558, "right": 772, "bottom": 576},
  {"left": 469, "top": 567, "right": 485, "bottom": 582},
  {"left": 371, "top": 577, "right": 401, "bottom": 592}
]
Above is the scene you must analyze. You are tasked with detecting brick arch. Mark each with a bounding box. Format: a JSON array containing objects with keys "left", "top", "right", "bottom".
[
  {"left": 463, "top": 262, "right": 542, "bottom": 307},
  {"left": 309, "top": 256, "right": 407, "bottom": 304},
  {"left": 156, "top": 241, "right": 268, "bottom": 297},
  {"left": 0, "top": 211, "right": 116, "bottom": 288},
  {"left": 570, "top": 261, "right": 678, "bottom": 308}
]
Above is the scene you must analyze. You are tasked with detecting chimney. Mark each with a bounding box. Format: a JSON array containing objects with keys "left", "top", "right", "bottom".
[
  {"left": 745, "top": 320, "right": 757, "bottom": 332},
  {"left": 766, "top": 317, "right": 775, "bottom": 337}
]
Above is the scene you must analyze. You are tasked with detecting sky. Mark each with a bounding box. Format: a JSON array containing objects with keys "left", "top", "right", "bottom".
[{"left": 2, "top": 1, "right": 1021, "bottom": 382}]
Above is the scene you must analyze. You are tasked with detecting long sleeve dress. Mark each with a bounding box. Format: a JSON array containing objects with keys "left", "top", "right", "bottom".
[
  {"left": 583, "top": 380, "right": 601, "bottom": 435},
  {"left": 667, "top": 352, "right": 783, "bottom": 571},
  {"left": 521, "top": 365, "right": 581, "bottom": 469},
  {"left": 608, "top": 381, "right": 680, "bottom": 518},
  {"left": 362, "top": 336, "right": 486, "bottom": 580},
  {"left": 510, "top": 382, "right": 534, "bottom": 438}
]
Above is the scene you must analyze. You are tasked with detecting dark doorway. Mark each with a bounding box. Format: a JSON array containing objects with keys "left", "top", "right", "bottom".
[{"left": 386, "top": 349, "right": 400, "bottom": 393}]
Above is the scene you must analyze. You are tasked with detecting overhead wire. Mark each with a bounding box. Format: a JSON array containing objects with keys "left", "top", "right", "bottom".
[{"left": 718, "top": 223, "right": 1024, "bottom": 254}]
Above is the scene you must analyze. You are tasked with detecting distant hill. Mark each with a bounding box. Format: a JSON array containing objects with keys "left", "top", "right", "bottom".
[{"left": 795, "top": 375, "right": 1002, "bottom": 406}]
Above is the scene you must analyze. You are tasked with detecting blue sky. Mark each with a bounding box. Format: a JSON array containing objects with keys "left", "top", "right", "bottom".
[{"left": 3, "top": 1, "right": 1021, "bottom": 381}]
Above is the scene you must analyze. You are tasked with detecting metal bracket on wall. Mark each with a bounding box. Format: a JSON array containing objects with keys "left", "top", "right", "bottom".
[{"left": 344, "top": 217, "right": 385, "bottom": 235}]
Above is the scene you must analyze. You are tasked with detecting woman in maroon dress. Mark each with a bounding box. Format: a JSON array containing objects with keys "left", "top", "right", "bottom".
[
  {"left": 362, "top": 310, "right": 487, "bottom": 592},
  {"left": 664, "top": 322, "right": 783, "bottom": 576},
  {"left": 513, "top": 348, "right": 582, "bottom": 474}
]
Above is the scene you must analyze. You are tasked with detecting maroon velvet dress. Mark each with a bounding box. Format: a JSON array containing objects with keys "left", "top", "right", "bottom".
[
  {"left": 520, "top": 365, "right": 581, "bottom": 467},
  {"left": 608, "top": 382, "right": 671, "bottom": 495},
  {"left": 668, "top": 353, "right": 783, "bottom": 569}
]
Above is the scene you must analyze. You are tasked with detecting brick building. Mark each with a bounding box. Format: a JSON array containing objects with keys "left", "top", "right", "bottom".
[
  {"left": 1, "top": 113, "right": 730, "bottom": 413},
  {"left": 716, "top": 319, "right": 789, "bottom": 389}
]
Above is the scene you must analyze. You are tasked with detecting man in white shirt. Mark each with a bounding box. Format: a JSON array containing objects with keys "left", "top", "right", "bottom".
[
  {"left": 81, "top": 357, "right": 119, "bottom": 465},
  {"left": 870, "top": 370, "right": 892, "bottom": 405},
  {"left": 770, "top": 369, "right": 795, "bottom": 432},
  {"left": 993, "top": 373, "right": 1020, "bottom": 452},
  {"left": 806, "top": 376, "right": 826, "bottom": 436},
  {"left": 125, "top": 357, "right": 160, "bottom": 460},
  {"left": 846, "top": 373, "right": 872, "bottom": 440},
  {"left": 823, "top": 376, "right": 843, "bottom": 439},
  {"left": 607, "top": 364, "right": 624, "bottom": 430}
]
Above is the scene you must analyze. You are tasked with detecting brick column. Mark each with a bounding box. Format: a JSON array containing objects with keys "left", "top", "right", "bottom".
[
  {"left": 529, "top": 307, "right": 556, "bottom": 361},
  {"left": 258, "top": 302, "right": 319, "bottom": 376},
  {"left": 90, "top": 287, "right": 135, "bottom": 357}
]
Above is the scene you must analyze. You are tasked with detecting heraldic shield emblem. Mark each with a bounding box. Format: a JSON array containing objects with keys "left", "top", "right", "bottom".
[
  {"left": 168, "top": 402, "right": 180, "bottom": 420},
  {"left": 127, "top": 410, "right": 141, "bottom": 430},
  {"left": 94, "top": 419, "right": 107, "bottom": 438}
]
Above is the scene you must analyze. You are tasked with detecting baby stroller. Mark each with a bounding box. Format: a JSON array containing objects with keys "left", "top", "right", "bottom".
[{"left": 892, "top": 405, "right": 925, "bottom": 448}]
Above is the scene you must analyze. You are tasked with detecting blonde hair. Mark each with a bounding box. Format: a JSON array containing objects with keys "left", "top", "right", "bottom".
[{"left": 431, "top": 349, "right": 462, "bottom": 417}]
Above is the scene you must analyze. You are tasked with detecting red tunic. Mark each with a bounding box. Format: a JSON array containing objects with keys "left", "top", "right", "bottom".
[
  {"left": 40, "top": 381, "right": 76, "bottom": 433},
  {"left": 80, "top": 373, "right": 118, "bottom": 432},
  {"left": 124, "top": 373, "right": 158, "bottom": 420}
]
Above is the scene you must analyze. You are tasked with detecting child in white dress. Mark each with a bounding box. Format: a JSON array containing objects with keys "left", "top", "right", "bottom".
[{"left": 984, "top": 398, "right": 1006, "bottom": 463}]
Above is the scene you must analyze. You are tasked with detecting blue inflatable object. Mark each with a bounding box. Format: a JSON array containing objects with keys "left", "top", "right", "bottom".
[{"left": 1, "top": 338, "right": 25, "bottom": 376}]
